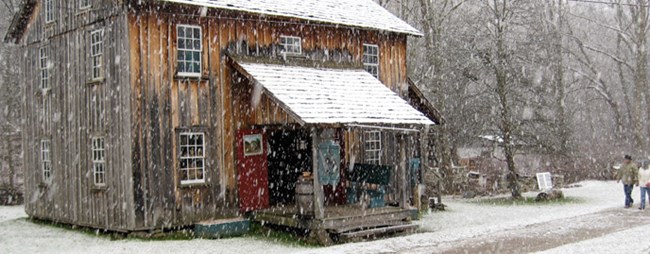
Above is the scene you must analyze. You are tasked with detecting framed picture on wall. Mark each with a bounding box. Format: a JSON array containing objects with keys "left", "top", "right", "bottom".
[{"left": 243, "top": 134, "right": 263, "bottom": 156}]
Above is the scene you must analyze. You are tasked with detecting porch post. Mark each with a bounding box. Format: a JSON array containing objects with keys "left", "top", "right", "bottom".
[
  {"left": 416, "top": 128, "right": 428, "bottom": 211},
  {"left": 312, "top": 128, "right": 325, "bottom": 219},
  {"left": 398, "top": 134, "right": 409, "bottom": 209}
]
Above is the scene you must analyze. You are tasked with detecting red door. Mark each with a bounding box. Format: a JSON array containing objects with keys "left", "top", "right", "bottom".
[{"left": 236, "top": 129, "right": 270, "bottom": 212}]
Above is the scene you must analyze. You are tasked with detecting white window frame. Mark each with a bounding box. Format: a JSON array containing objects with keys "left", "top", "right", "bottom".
[
  {"left": 90, "top": 28, "right": 104, "bottom": 80},
  {"left": 280, "top": 35, "right": 302, "bottom": 55},
  {"left": 44, "top": 0, "right": 55, "bottom": 23},
  {"left": 79, "top": 0, "right": 91, "bottom": 10},
  {"left": 364, "top": 131, "right": 382, "bottom": 165},
  {"left": 176, "top": 25, "right": 202, "bottom": 77},
  {"left": 179, "top": 132, "right": 206, "bottom": 185},
  {"left": 39, "top": 46, "right": 49, "bottom": 90},
  {"left": 91, "top": 137, "right": 106, "bottom": 186},
  {"left": 363, "top": 44, "right": 379, "bottom": 78},
  {"left": 42, "top": 95, "right": 51, "bottom": 130},
  {"left": 41, "top": 139, "right": 51, "bottom": 182}
]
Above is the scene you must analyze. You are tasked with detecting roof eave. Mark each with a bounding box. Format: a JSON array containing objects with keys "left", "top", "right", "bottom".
[{"left": 4, "top": 0, "right": 37, "bottom": 44}]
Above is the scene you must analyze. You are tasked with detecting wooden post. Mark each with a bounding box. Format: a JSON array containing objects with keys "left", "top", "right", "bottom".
[
  {"left": 312, "top": 128, "right": 325, "bottom": 219},
  {"left": 398, "top": 134, "right": 408, "bottom": 209},
  {"left": 415, "top": 129, "right": 428, "bottom": 211}
]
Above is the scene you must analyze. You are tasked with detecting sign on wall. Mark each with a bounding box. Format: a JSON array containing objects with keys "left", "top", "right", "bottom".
[{"left": 536, "top": 172, "right": 553, "bottom": 190}]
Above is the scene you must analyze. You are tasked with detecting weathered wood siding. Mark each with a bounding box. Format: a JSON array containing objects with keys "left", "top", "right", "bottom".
[
  {"left": 127, "top": 4, "right": 411, "bottom": 228},
  {"left": 20, "top": 1, "right": 134, "bottom": 231}
]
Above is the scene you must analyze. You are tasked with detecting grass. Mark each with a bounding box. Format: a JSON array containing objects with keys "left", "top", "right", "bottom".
[
  {"left": 471, "top": 196, "right": 585, "bottom": 206},
  {"left": 243, "top": 222, "right": 319, "bottom": 248}
]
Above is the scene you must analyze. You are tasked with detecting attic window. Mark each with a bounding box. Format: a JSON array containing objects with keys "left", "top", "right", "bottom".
[
  {"left": 45, "top": 0, "right": 54, "bottom": 23},
  {"left": 179, "top": 132, "right": 206, "bottom": 185},
  {"left": 363, "top": 44, "right": 379, "bottom": 78},
  {"left": 280, "top": 35, "right": 302, "bottom": 55},
  {"left": 90, "top": 29, "right": 104, "bottom": 80},
  {"left": 80, "top": 0, "right": 91, "bottom": 10},
  {"left": 176, "top": 25, "right": 202, "bottom": 77}
]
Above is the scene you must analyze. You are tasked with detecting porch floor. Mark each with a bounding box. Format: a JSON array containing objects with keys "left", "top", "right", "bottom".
[{"left": 252, "top": 204, "right": 414, "bottom": 233}]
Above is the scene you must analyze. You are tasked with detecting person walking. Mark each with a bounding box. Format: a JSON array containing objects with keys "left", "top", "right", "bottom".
[
  {"left": 638, "top": 161, "right": 650, "bottom": 210},
  {"left": 618, "top": 155, "right": 638, "bottom": 208}
]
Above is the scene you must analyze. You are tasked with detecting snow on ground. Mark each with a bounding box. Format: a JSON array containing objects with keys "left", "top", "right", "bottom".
[
  {"left": 294, "top": 180, "right": 630, "bottom": 254},
  {"left": 0, "top": 208, "right": 306, "bottom": 254},
  {"left": 0, "top": 181, "right": 639, "bottom": 253}
]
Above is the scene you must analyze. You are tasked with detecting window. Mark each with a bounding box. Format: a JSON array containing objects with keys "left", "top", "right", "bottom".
[
  {"left": 45, "top": 0, "right": 54, "bottom": 23},
  {"left": 363, "top": 44, "right": 379, "bottom": 78},
  {"left": 39, "top": 46, "right": 49, "bottom": 90},
  {"left": 90, "top": 29, "right": 104, "bottom": 80},
  {"left": 41, "top": 139, "right": 51, "bottom": 182},
  {"left": 280, "top": 35, "right": 302, "bottom": 55},
  {"left": 364, "top": 131, "right": 382, "bottom": 165},
  {"left": 179, "top": 132, "right": 205, "bottom": 184},
  {"left": 42, "top": 95, "right": 51, "bottom": 130},
  {"left": 80, "top": 0, "right": 91, "bottom": 9},
  {"left": 176, "top": 25, "right": 202, "bottom": 77},
  {"left": 91, "top": 137, "right": 106, "bottom": 186}
]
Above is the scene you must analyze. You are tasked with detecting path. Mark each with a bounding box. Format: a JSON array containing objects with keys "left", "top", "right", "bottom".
[{"left": 400, "top": 208, "right": 650, "bottom": 254}]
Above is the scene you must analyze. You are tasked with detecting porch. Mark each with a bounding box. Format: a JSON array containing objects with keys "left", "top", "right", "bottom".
[{"left": 229, "top": 59, "right": 436, "bottom": 244}]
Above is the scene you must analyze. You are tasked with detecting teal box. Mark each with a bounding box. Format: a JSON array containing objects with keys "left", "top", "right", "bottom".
[
  {"left": 367, "top": 187, "right": 385, "bottom": 208},
  {"left": 194, "top": 218, "right": 250, "bottom": 239},
  {"left": 346, "top": 187, "right": 358, "bottom": 204}
]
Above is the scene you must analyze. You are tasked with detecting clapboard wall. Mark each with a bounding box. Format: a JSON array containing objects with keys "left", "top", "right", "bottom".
[{"left": 20, "top": 0, "right": 135, "bottom": 231}]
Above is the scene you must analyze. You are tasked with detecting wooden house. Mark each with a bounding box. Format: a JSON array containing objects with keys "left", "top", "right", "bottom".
[{"left": 5, "top": 0, "right": 440, "bottom": 243}]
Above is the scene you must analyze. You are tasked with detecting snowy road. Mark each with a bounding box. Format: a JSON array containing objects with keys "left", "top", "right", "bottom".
[{"left": 1, "top": 181, "right": 649, "bottom": 253}]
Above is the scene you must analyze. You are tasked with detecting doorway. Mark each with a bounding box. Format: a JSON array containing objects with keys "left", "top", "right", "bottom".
[{"left": 267, "top": 129, "right": 312, "bottom": 206}]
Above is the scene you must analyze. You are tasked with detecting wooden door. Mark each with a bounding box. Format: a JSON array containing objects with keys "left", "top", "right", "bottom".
[{"left": 236, "top": 129, "right": 270, "bottom": 212}]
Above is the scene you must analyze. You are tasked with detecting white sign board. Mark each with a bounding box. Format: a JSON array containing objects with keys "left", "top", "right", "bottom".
[{"left": 536, "top": 172, "right": 553, "bottom": 190}]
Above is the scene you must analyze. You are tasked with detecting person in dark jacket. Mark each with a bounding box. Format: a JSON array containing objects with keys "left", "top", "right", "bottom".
[{"left": 617, "top": 155, "right": 638, "bottom": 208}]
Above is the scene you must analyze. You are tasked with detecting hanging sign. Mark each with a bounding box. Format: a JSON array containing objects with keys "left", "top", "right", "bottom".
[{"left": 317, "top": 139, "right": 341, "bottom": 185}]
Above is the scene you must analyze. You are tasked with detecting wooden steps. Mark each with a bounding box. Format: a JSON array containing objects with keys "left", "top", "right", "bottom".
[{"left": 338, "top": 224, "right": 418, "bottom": 241}]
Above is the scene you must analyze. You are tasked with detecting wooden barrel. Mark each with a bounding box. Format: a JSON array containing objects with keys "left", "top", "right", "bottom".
[{"left": 295, "top": 176, "right": 314, "bottom": 216}]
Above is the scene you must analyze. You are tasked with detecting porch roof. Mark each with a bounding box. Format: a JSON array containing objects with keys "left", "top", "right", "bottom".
[{"left": 232, "top": 61, "right": 435, "bottom": 127}]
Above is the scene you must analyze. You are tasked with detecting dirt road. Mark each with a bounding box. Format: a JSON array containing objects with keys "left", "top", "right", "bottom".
[{"left": 400, "top": 208, "right": 650, "bottom": 254}]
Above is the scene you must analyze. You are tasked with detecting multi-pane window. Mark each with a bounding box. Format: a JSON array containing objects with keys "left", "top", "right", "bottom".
[
  {"left": 364, "top": 131, "right": 382, "bottom": 165},
  {"left": 41, "top": 139, "right": 51, "bottom": 182},
  {"left": 179, "top": 132, "right": 205, "bottom": 184},
  {"left": 39, "top": 46, "right": 49, "bottom": 90},
  {"left": 91, "top": 137, "right": 106, "bottom": 186},
  {"left": 80, "top": 0, "right": 91, "bottom": 9},
  {"left": 45, "top": 0, "right": 54, "bottom": 23},
  {"left": 42, "top": 95, "right": 51, "bottom": 130},
  {"left": 90, "top": 29, "right": 104, "bottom": 80},
  {"left": 363, "top": 44, "right": 379, "bottom": 78},
  {"left": 280, "top": 35, "right": 302, "bottom": 55},
  {"left": 176, "top": 25, "right": 202, "bottom": 76}
]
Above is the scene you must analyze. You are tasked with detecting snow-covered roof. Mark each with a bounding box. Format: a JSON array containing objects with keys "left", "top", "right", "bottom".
[
  {"left": 234, "top": 62, "right": 434, "bottom": 126},
  {"left": 161, "top": 0, "right": 422, "bottom": 36}
]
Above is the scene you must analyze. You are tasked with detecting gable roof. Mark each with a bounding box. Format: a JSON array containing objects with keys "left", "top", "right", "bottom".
[
  {"left": 5, "top": 0, "right": 421, "bottom": 43},
  {"left": 162, "top": 0, "right": 422, "bottom": 36}
]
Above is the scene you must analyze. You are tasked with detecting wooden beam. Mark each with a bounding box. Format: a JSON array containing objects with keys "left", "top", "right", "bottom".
[{"left": 398, "top": 134, "right": 408, "bottom": 209}]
